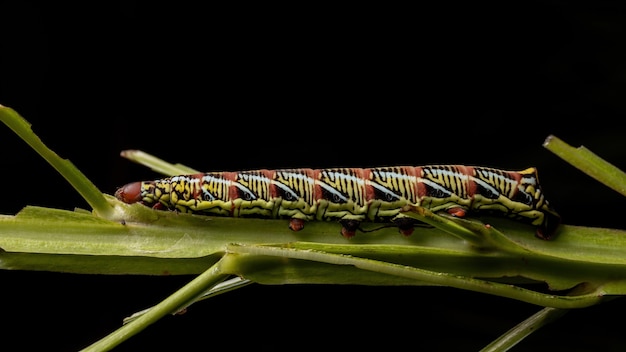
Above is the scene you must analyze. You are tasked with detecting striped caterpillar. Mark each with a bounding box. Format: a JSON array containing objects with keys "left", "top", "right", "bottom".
[{"left": 115, "top": 165, "right": 561, "bottom": 240}]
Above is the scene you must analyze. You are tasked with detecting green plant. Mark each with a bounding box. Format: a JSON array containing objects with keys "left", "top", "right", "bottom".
[{"left": 1, "top": 105, "right": 625, "bottom": 351}]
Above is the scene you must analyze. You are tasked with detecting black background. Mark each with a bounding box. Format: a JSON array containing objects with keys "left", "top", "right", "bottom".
[{"left": 1, "top": 2, "right": 626, "bottom": 351}]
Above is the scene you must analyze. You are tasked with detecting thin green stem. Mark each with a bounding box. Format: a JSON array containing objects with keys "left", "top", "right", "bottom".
[
  {"left": 80, "top": 256, "right": 232, "bottom": 351},
  {"left": 122, "top": 277, "right": 253, "bottom": 325},
  {"left": 120, "top": 149, "right": 199, "bottom": 176},
  {"left": 543, "top": 134, "right": 626, "bottom": 197},
  {"left": 480, "top": 307, "right": 569, "bottom": 352},
  {"left": 0, "top": 105, "right": 114, "bottom": 217},
  {"left": 400, "top": 205, "right": 531, "bottom": 253},
  {"left": 400, "top": 205, "right": 484, "bottom": 244}
]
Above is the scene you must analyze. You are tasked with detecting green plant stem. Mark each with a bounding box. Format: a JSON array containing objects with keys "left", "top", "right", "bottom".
[
  {"left": 543, "top": 134, "right": 626, "bottom": 197},
  {"left": 120, "top": 150, "right": 199, "bottom": 175},
  {"left": 4, "top": 103, "right": 626, "bottom": 350},
  {"left": 0, "top": 106, "right": 114, "bottom": 217},
  {"left": 480, "top": 307, "right": 569, "bottom": 352},
  {"left": 225, "top": 244, "right": 607, "bottom": 309},
  {"left": 122, "top": 277, "right": 253, "bottom": 324},
  {"left": 400, "top": 205, "right": 531, "bottom": 253},
  {"left": 80, "top": 256, "right": 232, "bottom": 352}
]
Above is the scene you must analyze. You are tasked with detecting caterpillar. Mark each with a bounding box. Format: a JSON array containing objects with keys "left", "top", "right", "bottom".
[{"left": 115, "top": 165, "right": 561, "bottom": 240}]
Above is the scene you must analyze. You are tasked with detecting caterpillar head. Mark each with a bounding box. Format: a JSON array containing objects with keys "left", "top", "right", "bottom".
[{"left": 115, "top": 181, "right": 145, "bottom": 204}]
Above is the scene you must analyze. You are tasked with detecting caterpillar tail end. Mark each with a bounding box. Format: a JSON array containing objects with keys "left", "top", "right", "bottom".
[{"left": 115, "top": 182, "right": 143, "bottom": 204}]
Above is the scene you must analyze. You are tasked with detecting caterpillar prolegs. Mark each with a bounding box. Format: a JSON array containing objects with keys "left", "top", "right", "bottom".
[{"left": 115, "top": 165, "right": 561, "bottom": 240}]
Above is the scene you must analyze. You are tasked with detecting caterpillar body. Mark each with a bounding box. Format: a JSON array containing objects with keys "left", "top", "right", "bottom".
[{"left": 115, "top": 165, "right": 561, "bottom": 240}]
